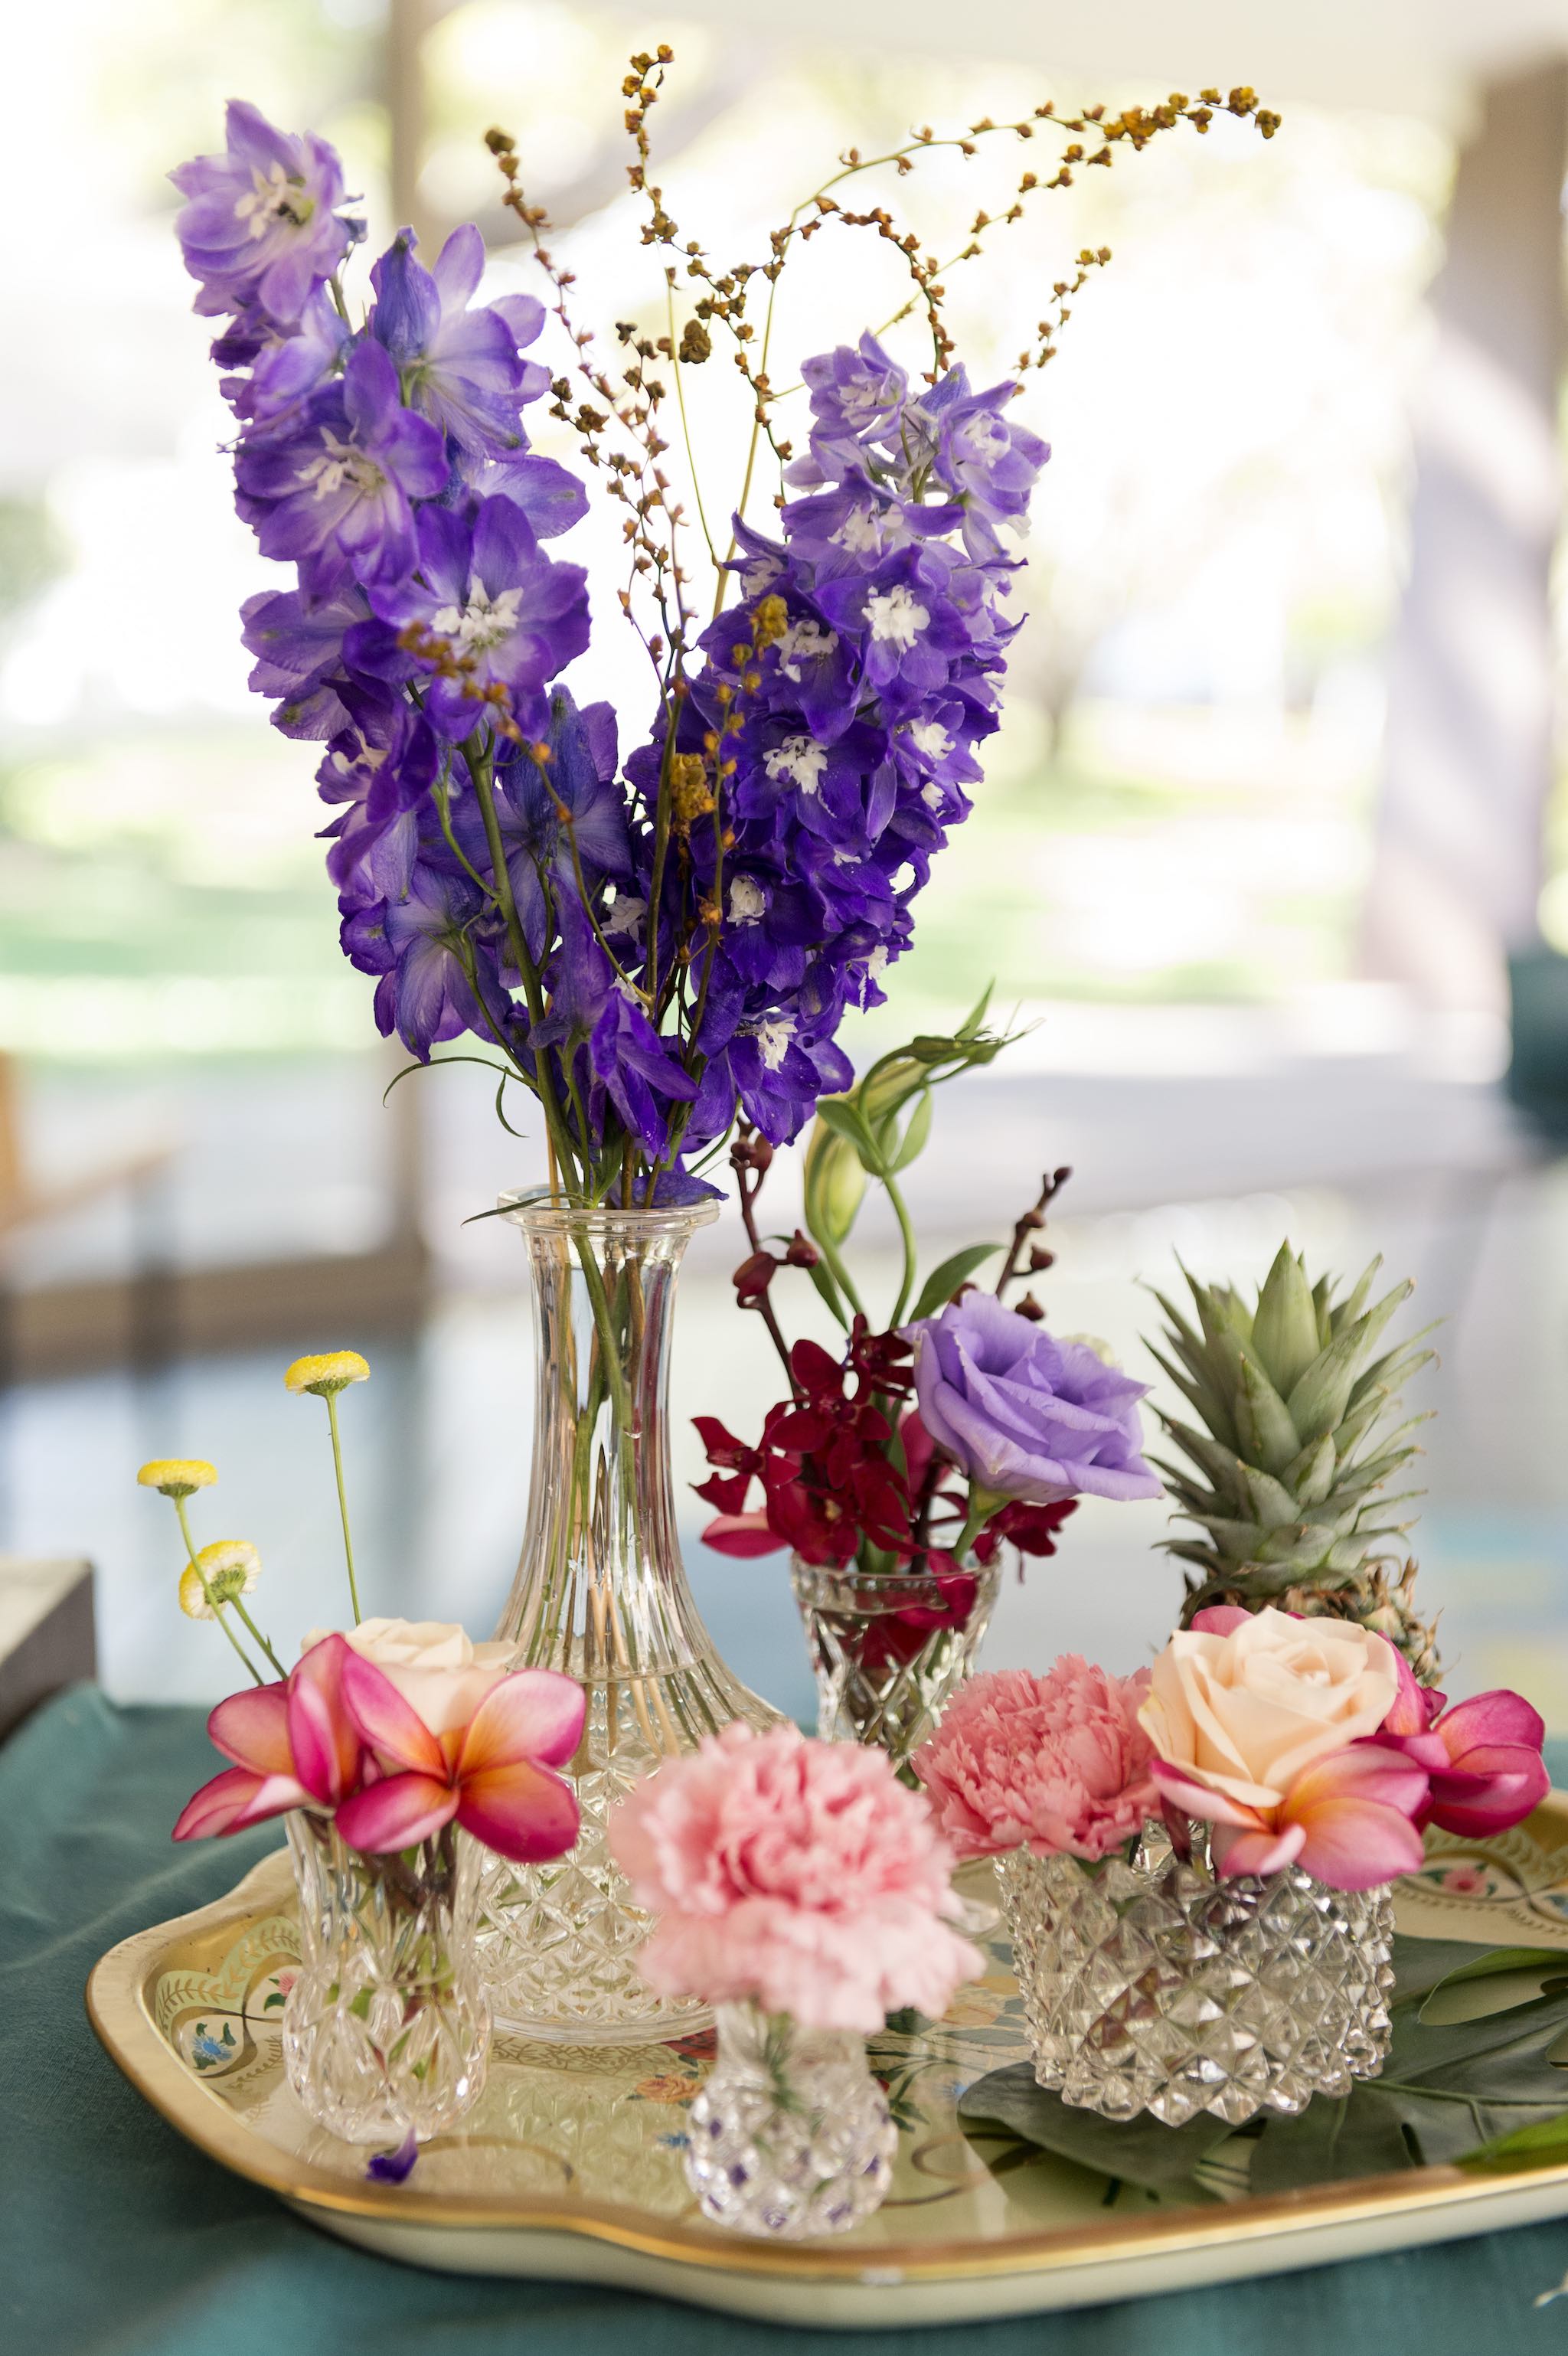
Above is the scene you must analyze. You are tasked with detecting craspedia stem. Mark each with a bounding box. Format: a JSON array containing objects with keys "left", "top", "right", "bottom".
[
  {"left": 173, "top": 1495, "right": 263, "bottom": 1685},
  {"left": 325, "top": 1390, "right": 361, "bottom": 1626}
]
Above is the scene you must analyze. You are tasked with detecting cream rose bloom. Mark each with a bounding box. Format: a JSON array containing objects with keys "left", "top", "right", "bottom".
[
  {"left": 1138, "top": 1608, "right": 1399, "bottom": 1811},
  {"left": 299, "top": 1616, "right": 513, "bottom": 1737}
]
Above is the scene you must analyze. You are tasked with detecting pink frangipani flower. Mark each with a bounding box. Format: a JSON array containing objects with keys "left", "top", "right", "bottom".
[
  {"left": 334, "top": 1647, "right": 584, "bottom": 1864},
  {"left": 173, "top": 1635, "right": 365, "bottom": 1840},
  {"left": 608, "top": 1722, "right": 983, "bottom": 2033},
  {"left": 1377, "top": 1647, "right": 1549, "bottom": 1840},
  {"left": 1150, "top": 1744, "right": 1429, "bottom": 1889}
]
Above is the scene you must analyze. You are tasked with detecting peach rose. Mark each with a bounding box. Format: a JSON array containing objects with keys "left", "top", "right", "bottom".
[
  {"left": 299, "top": 1616, "right": 512, "bottom": 1739},
  {"left": 1138, "top": 1607, "right": 1400, "bottom": 1812}
]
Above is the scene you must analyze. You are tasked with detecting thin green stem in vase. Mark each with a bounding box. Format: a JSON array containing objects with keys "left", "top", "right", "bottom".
[{"left": 325, "top": 1390, "right": 362, "bottom": 1626}]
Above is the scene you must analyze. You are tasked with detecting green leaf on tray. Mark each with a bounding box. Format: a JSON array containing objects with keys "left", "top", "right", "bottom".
[{"left": 957, "top": 1933, "right": 1568, "bottom": 2203}]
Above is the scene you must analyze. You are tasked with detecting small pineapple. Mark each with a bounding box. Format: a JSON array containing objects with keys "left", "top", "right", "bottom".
[{"left": 1147, "top": 1243, "right": 1441, "bottom": 1678}]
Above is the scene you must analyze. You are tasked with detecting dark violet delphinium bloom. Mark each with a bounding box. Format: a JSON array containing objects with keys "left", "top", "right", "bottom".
[{"left": 175, "top": 67, "right": 1270, "bottom": 1207}]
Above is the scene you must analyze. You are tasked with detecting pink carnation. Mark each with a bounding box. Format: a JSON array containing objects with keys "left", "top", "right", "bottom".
[
  {"left": 913, "top": 1659, "right": 1158, "bottom": 1861},
  {"left": 606, "top": 1722, "right": 983, "bottom": 2033}
]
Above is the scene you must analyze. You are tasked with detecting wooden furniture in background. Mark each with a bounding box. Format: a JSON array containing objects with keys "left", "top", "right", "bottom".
[{"left": 0, "top": 1555, "right": 95, "bottom": 1742}]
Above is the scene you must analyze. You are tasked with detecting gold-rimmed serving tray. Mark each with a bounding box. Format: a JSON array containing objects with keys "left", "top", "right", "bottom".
[{"left": 87, "top": 1802, "right": 1568, "bottom": 2329}]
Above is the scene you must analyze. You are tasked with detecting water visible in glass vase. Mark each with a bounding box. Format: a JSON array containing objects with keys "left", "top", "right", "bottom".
[
  {"left": 791, "top": 1555, "right": 1001, "bottom": 1775},
  {"left": 283, "top": 1812, "right": 489, "bottom": 2144},
  {"left": 996, "top": 1834, "right": 1396, "bottom": 2128},
  {"left": 685, "top": 1999, "right": 897, "bottom": 2237},
  {"left": 482, "top": 1198, "right": 780, "bottom": 2043}
]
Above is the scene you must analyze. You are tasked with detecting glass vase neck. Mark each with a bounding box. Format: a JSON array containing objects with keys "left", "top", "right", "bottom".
[{"left": 493, "top": 1194, "right": 721, "bottom": 1676}]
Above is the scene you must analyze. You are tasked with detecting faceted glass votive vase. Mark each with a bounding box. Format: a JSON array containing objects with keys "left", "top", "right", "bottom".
[
  {"left": 790, "top": 1556, "right": 1001, "bottom": 1776},
  {"left": 283, "top": 1812, "right": 490, "bottom": 2145},
  {"left": 684, "top": 2000, "right": 898, "bottom": 2237},
  {"left": 995, "top": 1839, "right": 1396, "bottom": 2128}
]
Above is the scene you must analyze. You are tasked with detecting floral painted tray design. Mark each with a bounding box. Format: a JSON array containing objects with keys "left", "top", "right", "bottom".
[{"left": 89, "top": 1807, "right": 1568, "bottom": 2330}]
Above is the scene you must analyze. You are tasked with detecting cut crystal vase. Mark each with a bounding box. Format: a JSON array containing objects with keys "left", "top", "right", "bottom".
[
  {"left": 685, "top": 1999, "right": 897, "bottom": 2237},
  {"left": 791, "top": 1555, "right": 1001, "bottom": 1775},
  {"left": 996, "top": 1833, "right": 1396, "bottom": 2127},
  {"left": 283, "top": 1812, "right": 489, "bottom": 2144},
  {"left": 482, "top": 1198, "right": 779, "bottom": 2042}
]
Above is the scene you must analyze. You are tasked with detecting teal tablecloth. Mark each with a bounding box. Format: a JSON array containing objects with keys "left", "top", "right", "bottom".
[{"left": 8, "top": 1687, "right": 1568, "bottom": 2356}]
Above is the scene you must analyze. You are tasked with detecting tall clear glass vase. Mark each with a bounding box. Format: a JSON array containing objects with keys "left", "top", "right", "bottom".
[{"left": 480, "top": 1198, "right": 780, "bottom": 2042}]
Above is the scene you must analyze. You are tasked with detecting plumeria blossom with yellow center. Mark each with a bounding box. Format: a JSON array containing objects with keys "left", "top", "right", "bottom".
[
  {"left": 284, "top": 1351, "right": 369, "bottom": 1397},
  {"left": 136, "top": 1459, "right": 217, "bottom": 1499}
]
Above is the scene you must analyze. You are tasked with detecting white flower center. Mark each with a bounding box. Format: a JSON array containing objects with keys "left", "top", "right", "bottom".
[
  {"left": 235, "top": 162, "right": 314, "bottom": 239},
  {"left": 832, "top": 507, "right": 884, "bottom": 555},
  {"left": 959, "top": 413, "right": 1008, "bottom": 459},
  {"left": 863, "top": 945, "right": 889, "bottom": 979},
  {"left": 865, "top": 584, "right": 929, "bottom": 650},
  {"left": 763, "top": 737, "right": 827, "bottom": 795},
  {"left": 740, "top": 554, "right": 783, "bottom": 596},
  {"left": 296, "top": 430, "right": 385, "bottom": 502},
  {"left": 727, "top": 876, "right": 766, "bottom": 925},
  {"left": 909, "top": 718, "right": 952, "bottom": 761},
  {"left": 921, "top": 782, "right": 944, "bottom": 812},
  {"left": 753, "top": 1015, "right": 796, "bottom": 1070},
  {"left": 430, "top": 583, "right": 524, "bottom": 655},
  {"left": 775, "top": 619, "right": 838, "bottom": 681},
  {"left": 840, "top": 377, "right": 890, "bottom": 426},
  {"left": 603, "top": 890, "right": 646, "bottom": 939}
]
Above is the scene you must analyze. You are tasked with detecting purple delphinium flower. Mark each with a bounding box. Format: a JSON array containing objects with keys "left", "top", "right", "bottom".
[
  {"left": 529, "top": 898, "right": 697, "bottom": 1160},
  {"left": 354, "top": 494, "right": 590, "bottom": 740},
  {"left": 235, "top": 341, "right": 449, "bottom": 595},
  {"left": 370, "top": 225, "right": 551, "bottom": 462},
  {"left": 450, "top": 690, "right": 632, "bottom": 959},
  {"left": 346, "top": 858, "right": 505, "bottom": 1058},
  {"left": 233, "top": 287, "right": 351, "bottom": 427},
  {"left": 906, "top": 1293, "right": 1161, "bottom": 1505},
  {"left": 800, "top": 332, "right": 908, "bottom": 452},
  {"left": 170, "top": 100, "right": 356, "bottom": 326}
]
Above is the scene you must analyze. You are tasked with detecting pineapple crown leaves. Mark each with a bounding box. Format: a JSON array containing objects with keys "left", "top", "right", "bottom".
[{"left": 1143, "top": 1243, "right": 1438, "bottom": 1590}]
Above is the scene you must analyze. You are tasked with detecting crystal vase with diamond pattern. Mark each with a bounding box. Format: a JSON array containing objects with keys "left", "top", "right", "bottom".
[
  {"left": 481, "top": 1198, "right": 779, "bottom": 2042},
  {"left": 996, "top": 1833, "right": 1396, "bottom": 2127},
  {"left": 791, "top": 1555, "right": 1001, "bottom": 1776},
  {"left": 283, "top": 1812, "right": 489, "bottom": 2143},
  {"left": 684, "top": 1999, "right": 897, "bottom": 2237}
]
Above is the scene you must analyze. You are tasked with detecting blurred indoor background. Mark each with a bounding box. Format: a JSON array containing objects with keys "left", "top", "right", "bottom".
[{"left": 5, "top": 0, "right": 1568, "bottom": 1725}]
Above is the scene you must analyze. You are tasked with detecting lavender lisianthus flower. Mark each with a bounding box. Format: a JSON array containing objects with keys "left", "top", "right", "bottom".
[
  {"left": 907, "top": 1293, "right": 1161, "bottom": 1505},
  {"left": 170, "top": 100, "right": 356, "bottom": 325},
  {"left": 235, "top": 340, "right": 449, "bottom": 593}
]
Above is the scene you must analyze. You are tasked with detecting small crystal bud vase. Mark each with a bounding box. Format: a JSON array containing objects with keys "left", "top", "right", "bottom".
[
  {"left": 685, "top": 2000, "right": 898, "bottom": 2237},
  {"left": 791, "top": 1555, "right": 1001, "bottom": 1776},
  {"left": 283, "top": 1812, "right": 490, "bottom": 2145},
  {"left": 996, "top": 1833, "right": 1396, "bottom": 2128}
]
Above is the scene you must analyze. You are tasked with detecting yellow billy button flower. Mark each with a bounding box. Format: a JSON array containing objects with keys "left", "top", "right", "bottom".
[
  {"left": 284, "top": 1351, "right": 369, "bottom": 1397},
  {"left": 137, "top": 1459, "right": 217, "bottom": 1500},
  {"left": 194, "top": 1539, "right": 261, "bottom": 1606}
]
